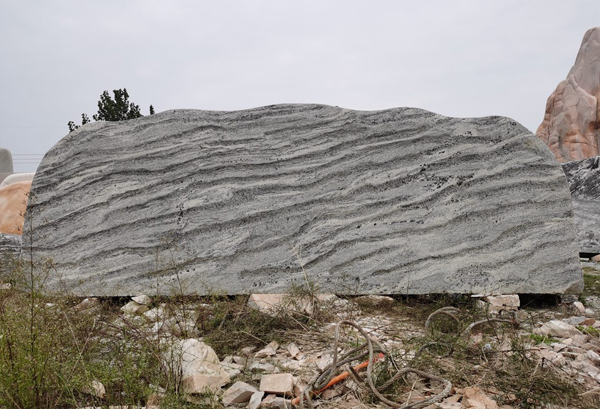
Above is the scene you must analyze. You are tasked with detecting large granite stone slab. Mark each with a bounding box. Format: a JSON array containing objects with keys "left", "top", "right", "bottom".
[
  {"left": 25, "top": 105, "right": 583, "bottom": 296},
  {"left": 562, "top": 156, "right": 600, "bottom": 254}
]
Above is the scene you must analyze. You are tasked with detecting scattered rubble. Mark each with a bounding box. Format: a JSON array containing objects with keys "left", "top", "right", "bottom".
[
  {"left": 121, "top": 300, "right": 148, "bottom": 315},
  {"left": 221, "top": 381, "right": 258, "bottom": 405},
  {"left": 19, "top": 287, "right": 600, "bottom": 408},
  {"left": 259, "top": 373, "right": 294, "bottom": 396},
  {"left": 132, "top": 294, "right": 152, "bottom": 305},
  {"left": 534, "top": 319, "right": 584, "bottom": 338},
  {"left": 81, "top": 380, "right": 106, "bottom": 400},
  {"left": 172, "top": 338, "right": 231, "bottom": 394}
]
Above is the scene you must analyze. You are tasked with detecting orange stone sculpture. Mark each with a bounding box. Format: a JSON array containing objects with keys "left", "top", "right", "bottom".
[
  {"left": 0, "top": 181, "right": 31, "bottom": 235},
  {"left": 537, "top": 27, "right": 600, "bottom": 162}
]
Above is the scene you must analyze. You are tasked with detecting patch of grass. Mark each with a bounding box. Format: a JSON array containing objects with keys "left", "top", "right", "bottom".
[
  {"left": 201, "top": 295, "right": 302, "bottom": 357},
  {"left": 582, "top": 273, "right": 600, "bottom": 296},
  {"left": 576, "top": 325, "right": 600, "bottom": 337},
  {"left": 529, "top": 333, "right": 559, "bottom": 345},
  {"left": 494, "top": 341, "right": 583, "bottom": 409}
]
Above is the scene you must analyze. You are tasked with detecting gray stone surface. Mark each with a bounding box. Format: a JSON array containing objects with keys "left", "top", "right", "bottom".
[
  {"left": 562, "top": 156, "right": 600, "bottom": 254},
  {"left": 0, "top": 233, "right": 21, "bottom": 256},
  {"left": 0, "top": 148, "right": 13, "bottom": 184},
  {"left": 26, "top": 104, "right": 583, "bottom": 296}
]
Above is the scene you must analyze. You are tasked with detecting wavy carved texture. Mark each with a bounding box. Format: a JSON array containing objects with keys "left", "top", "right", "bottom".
[
  {"left": 25, "top": 104, "right": 582, "bottom": 296},
  {"left": 562, "top": 156, "right": 600, "bottom": 253}
]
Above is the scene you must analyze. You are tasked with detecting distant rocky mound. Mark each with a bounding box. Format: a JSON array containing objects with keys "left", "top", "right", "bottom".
[
  {"left": 0, "top": 148, "right": 34, "bottom": 256},
  {"left": 0, "top": 148, "right": 13, "bottom": 184},
  {"left": 27, "top": 105, "right": 583, "bottom": 296},
  {"left": 563, "top": 156, "right": 600, "bottom": 254},
  {"left": 537, "top": 27, "right": 600, "bottom": 162},
  {"left": 0, "top": 172, "right": 34, "bottom": 188},
  {"left": 0, "top": 181, "right": 31, "bottom": 236}
]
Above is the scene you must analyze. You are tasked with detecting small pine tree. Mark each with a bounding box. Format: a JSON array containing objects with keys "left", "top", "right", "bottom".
[{"left": 68, "top": 89, "right": 152, "bottom": 132}]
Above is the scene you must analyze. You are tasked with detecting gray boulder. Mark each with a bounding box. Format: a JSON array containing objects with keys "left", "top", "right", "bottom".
[
  {"left": 562, "top": 156, "right": 600, "bottom": 254},
  {"left": 0, "top": 233, "right": 21, "bottom": 257},
  {"left": 0, "top": 148, "right": 13, "bottom": 184},
  {"left": 25, "top": 104, "right": 583, "bottom": 296}
]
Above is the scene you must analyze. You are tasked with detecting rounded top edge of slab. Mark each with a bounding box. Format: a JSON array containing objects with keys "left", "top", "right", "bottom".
[{"left": 61, "top": 103, "right": 532, "bottom": 136}]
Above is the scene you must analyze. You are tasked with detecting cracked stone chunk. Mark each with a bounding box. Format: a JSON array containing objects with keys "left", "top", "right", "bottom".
[
  {"left": 255, "top": 341, "right": 279, "bottom": 358},
  {"left": 132, "top": 294, "right": 152, "bottom": 305},
  {"left": 169, "top": 338, "right": 230, "bottom": 394},
  {"left": 316, "top": 354, "right": 333, "bottom": 371},
  {"left": 81, "top": 379, "right": 105, "bottom": 399},
  {"left": 248, "top": 294, "right": 287, "bottom": 314},
  {"left": 222, "top": 381, "right": 258, "bottom": 405},
  {"left": 182, "top": 374, "right": 227, "bottom": 395},
  {"left": 461, "top": 386, "right": 499, "bottom": 409},
  {"left": 260, "top": 394, "right": 288, "bottom": 408},
  {"left": 121, "top": 300, "right": 148, "bottom": 315},
  {"left": 249, "top": 362, "right": 277, "bottom": 373},
  {"left": 286, "top": 343, "right": 301, "bottom": 359},
  {"left": 248, "top": 391, "right": 265, "bottom": 409},
  {"left": 534, "top": 320, "right": 582, "bottom": 338},
  {"left": 259, "top": 373, "right": 294, "bottom": 396},
  {"left": 482, "top": 295, "right": 519, "bottom": 308},
  {"left": 586, "top": 350, "right": 600, "bottom": 364}
]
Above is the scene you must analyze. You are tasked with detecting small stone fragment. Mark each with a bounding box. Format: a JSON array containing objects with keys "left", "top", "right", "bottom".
[
  {"left": 259, "top": 373, "right": 294, "bottom": 396},
  {"left": 248, "top": 391, "right": 265, "bottom": 409},
  {"left": 249, "top": 362, "right": 277, "bottom": 373},
  {"left": 539, "top": 349, "right": 566, "bottom": 366},
  {"left": 286, "top": 343, "right": 301, "bottom": 359},
  {"left": 582, "top": 318, "right": 596, "bottom": 326},
  {"left": 563, "top": 316, "right": 588, "bottom": 326},
  {"left": 279, "top": 359, "right": 301, "bottom": 371},
  {"left": 534, "top": 320, "right": 582, "bottom": 338},
  {"left": 586, "top": 350, "right": 600, "bottom": 364},
  {"left": 461, "top": 386, "right": 499, "bottom": 409},
  {"left": 169, "top": 338, "right": 230, "bottom": 394},
  {"left": 222, "top": 381, "right": 258, "bottom": 405},
  {"left": 132, "top": 294, "right": 152, "bottom": 305},
  {"left": 572, "top": 301, "right": 586, "bottom": 313},
  {"left": 482, "top": 294, "right": 520, "bottom": 308},
  {"left": 81, "top": 379, "right": 106, "bottom": 399},
  {"left": 316, "top": 354, "right": 333, "bottom": 372},
  {"left": 480, "top": 294, "right": 520, "bottom": 314},
  {"left": 73, "top": 297, "right": 100, "bottom": 312},
  {"left": 182, "top": 374, "right": 228, "bottom": 394},
  {"left": 241, "top": 346, "right": 256, "bottom": 355},
  {"left": 260, "top": 394, "right": 288, "bottom": 409},
  {"left": 121, "top": 300, "right": 147, "bottom": 315},
  {"left": 255, "top": 341, "right": 279, "bottom": 358},
  {"left": 248, "top": 294, "right": 287, "bottom": 314}
]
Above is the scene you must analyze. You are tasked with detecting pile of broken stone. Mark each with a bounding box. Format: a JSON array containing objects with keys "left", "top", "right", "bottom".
[{"left": 69, "top": 291, "right": 600, "bottom": 409}]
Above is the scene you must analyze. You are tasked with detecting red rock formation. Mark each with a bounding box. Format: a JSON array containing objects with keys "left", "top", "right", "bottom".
[
  {"left": 0, "top": 181, "right": 31, "bottom": 235},
  {"left": 537, "top": 27, "right": 600, "bottom": 162}
]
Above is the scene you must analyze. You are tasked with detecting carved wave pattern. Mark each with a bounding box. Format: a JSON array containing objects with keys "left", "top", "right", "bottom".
[{"left": 26, "top": 104, "right": 582, "bottom": 295}]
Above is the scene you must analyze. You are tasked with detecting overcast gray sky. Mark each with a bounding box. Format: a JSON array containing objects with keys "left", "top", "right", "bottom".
[{"left": 1, "top": 0, "right": 599, "bottom": 173}]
